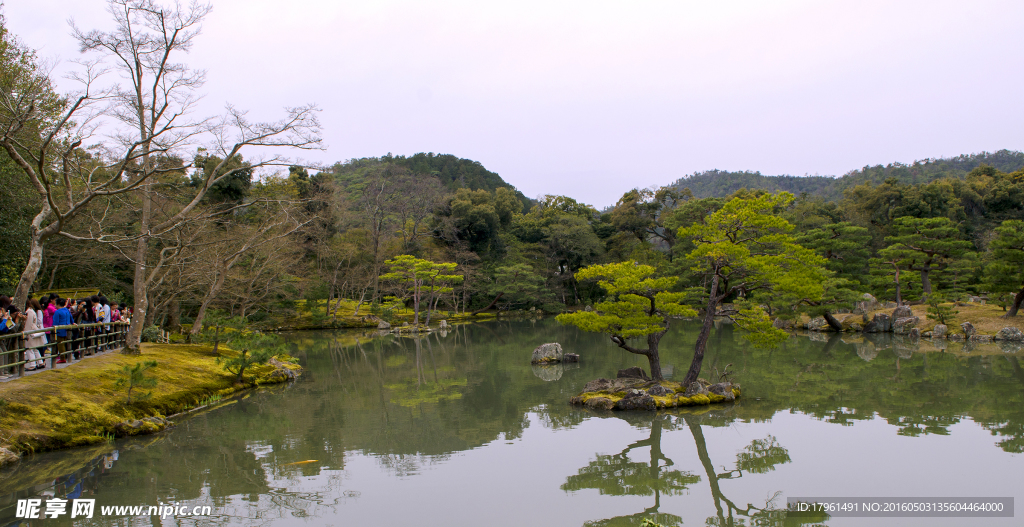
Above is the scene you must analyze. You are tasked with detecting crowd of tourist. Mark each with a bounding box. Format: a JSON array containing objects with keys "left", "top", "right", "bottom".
[{"left": 0, "top": 293, "right": 131, "bottom": 373}]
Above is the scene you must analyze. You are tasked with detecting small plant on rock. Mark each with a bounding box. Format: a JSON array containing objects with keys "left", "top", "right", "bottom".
[{"left": 114, "top": 360, "right": 159, "bottom": 404}]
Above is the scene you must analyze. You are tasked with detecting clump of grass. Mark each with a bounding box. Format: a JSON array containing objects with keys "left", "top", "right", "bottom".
[{"left": 114, "top": 360, "right": 159, "bottom": 404}]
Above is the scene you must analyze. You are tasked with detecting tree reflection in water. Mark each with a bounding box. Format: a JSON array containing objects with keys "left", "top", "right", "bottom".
[{"left": 565, "top": 413, "right": 824, "bottom": 527}]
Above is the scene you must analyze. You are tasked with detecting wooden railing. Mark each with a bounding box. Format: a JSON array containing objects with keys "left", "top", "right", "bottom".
[{"left": 0, "top": 321, "right": 130, "bottom": 379}]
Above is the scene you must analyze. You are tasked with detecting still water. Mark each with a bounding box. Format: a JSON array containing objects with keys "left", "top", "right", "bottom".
[{"left": 2, "top": 318, "right": 1023, "bottom": 526}]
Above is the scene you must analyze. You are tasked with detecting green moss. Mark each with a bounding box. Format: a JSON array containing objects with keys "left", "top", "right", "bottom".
[
  {"left": 0, "top": 343, "right": 302, "bottom": 460},
  {"left": 572, "top": 382, "right": 738, "bottom": 411}
]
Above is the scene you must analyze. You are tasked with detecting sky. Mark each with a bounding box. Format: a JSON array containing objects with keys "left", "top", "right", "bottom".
[{"left": 7, "top": 0, "right": 1024, "bottom": 207}]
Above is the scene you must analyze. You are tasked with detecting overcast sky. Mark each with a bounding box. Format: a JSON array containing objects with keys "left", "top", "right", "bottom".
[{"left": 8, "top": 1, "right": 1024, "bottom": 207}]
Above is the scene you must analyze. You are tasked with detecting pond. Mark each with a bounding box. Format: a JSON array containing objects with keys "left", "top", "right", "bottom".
[{"left": 2, "top": 318, "right": 1023, "bottom": 526}]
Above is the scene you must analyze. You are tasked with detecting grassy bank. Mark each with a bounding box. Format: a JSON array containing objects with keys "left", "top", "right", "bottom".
[
  {"left": 0, "top": 343, "right": 300, "bottom": 462},
  {"left": 866, "top": 302, "right": 1024, "bottom": 336}
]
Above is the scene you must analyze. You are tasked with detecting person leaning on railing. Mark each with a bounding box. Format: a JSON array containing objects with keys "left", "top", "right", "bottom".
[
  {"left": 1, "top": 303, "right": 27, "bottom": 374},
  {"left": 53, "top": 297, "right": 74, "bottom": 362}
]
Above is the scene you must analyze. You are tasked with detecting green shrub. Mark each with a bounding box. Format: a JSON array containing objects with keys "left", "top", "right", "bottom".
[
  {"left": 140, "top": 325, "right": 163, "bottom": 343},
  {"left": 114, "top": 360, "right": 159, "bottom": 404}
]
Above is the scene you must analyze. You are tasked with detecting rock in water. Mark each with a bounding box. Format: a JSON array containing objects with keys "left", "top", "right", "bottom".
[
  {"left": 892, "top": 305, "right": 913, "bottom": 319},
  {"left": 563, "top": 353, "right": 580, "bottom": 362},
  {"left": 583, "top": 397, "right": 615, "bottom": 410},
  {"left": 617, "top": 367, "right": 650, "bottom": 381},
  {"left": 908, "top": 328, "right": 920, "bottom": 339},
  {"left": 377, "top": 320, "right": 391, "bottom": 329},
  {"left": 0, "top": 447, "right": 19, "bottom": 467},
  {"left": 615, "top": 390, "right": 656, "bottom": 411},
  {"left": 933, "top": 324, "right": 947, "bottom": 338},
  {"left": 684, "top": 382, "right": 708, "bottom": 397},
  {"left": 531, "top": 342, "right": 564, "bottom": 364},
  {"left": 647, "top": 384, "right": 672, "bottom": 396},
  {"left": 996, "top": 327, "right": 1024, "bottom": 341},
  {"left": 708, "top": 382, "right": 736, "bottom": 401},
  {"left": 438, "top": 320, "right": 450, "bottom": 329},
  {"left": 864, "top": 314, "right": 892, "bottom": 333},
  {"left": 960, "top": 322, "right": 976, "bottom": 338}
]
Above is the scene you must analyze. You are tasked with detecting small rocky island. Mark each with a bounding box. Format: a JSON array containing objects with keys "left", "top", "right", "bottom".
[{"left": 570, "top": 367, "right": 740, "bottom": 411}]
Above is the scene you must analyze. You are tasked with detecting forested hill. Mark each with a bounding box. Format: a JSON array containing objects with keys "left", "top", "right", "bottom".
[
  {"left": 669, "top": 150, "right": 1024, "bottom": 200},
  {"left": 328, "top": 153, "right": 532, "bottom": 208}
]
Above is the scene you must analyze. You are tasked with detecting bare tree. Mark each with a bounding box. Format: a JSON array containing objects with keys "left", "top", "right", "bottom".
[
  {"left": 188, "top": 201, "right": 307, "bottom": 337},
  {"left": 65, "top": 0, "right": 321, "bottom": 350}
]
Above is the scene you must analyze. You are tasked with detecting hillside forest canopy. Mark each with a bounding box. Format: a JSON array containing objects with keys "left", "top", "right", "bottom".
[{"left": 3, "top": 1, "right": 1024, "bottom": 354}]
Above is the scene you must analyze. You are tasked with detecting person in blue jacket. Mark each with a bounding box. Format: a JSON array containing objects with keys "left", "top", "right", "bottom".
[{"left": 52, "top": 298, "right": 74, "bottom": 361}]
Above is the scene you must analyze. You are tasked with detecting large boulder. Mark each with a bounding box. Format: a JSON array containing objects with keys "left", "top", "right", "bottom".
[
  {"left": 996, "top": 327, "right": 1024, "bottom": 341},
  {"left": 807, "top": 317, "right": 831, "bottom": 331},
  {"left": 438, "top": 320, "right": 450, "bottom": 330},
  {"left": 0, "top": 447, "right": 19, "bottom": 467},
  {"left": 617, "top": 366, "right": 651, "bottom": 381},
  {"left": 684, "top": 382, "right": 709, "bottom": 397},
  {"left": 863, "top": 314, "right": 892, "bottom": 333},
  {"left": 377, "top": 319, "right": 391, "bottom": 329},
  {"left": 892, "top": 305, "right": 913, "bottom": 319},
  {"left": 773, "top": 317, "right": 796, "bottom": 330},
  {"left": 531, "top": 343, "right": 563, "bottom": 364},
  {"left": 583, "top": 397, "right": 616, "bottom": 411},
  {"left": 708, "top": 382, "right": 736, "bottom": 401},
  {"left": 854, "top": 293, "right": 880, "bottom": 314},
  {"left": 932, "top": 324, "right": 947, "bottom": 338},
  {"left": 960, "top": 322, "right": 976, "bottom": 339},
  {"left": 614, "top": 389, "right": 656, "bottom": 411},
  {"left": 893, "top": 316, "right": 919, "bottom": 335},
  {"left": 647, "top": 384, "right": 673, "bottom": 396}
]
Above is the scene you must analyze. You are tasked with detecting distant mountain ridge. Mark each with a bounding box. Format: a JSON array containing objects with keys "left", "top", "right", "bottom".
[
  {"left": 668, "top": 150, "right": 1024, "bottom": 200},
  {"left": 331, "top": 152, "right": 532, "bottom": 206}
]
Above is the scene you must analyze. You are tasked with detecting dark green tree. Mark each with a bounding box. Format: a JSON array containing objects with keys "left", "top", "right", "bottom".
[
  {"left": 879, "top": 216, "right": 972, "bottom": 298},
  {"left": 985, "top": 220, "right": 1024, "bottom": 316}
]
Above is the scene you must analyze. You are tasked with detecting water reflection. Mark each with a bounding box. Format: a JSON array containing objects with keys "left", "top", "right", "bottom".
[
  {"left": 566, "top": 412, "right": 810, "bottom": 527},
  {"left": 0, "top": 319, "right": 1022, "bottom": 526}
]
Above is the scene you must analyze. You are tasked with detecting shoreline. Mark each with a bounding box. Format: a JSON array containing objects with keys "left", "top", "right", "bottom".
[{"left": 0, "top": 343, "right": 301, "bottom": 467}]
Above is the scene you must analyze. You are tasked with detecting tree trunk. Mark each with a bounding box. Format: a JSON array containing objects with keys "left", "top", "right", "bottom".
[
  {"left": 470, "top": 292, "right": 503, "bottom": 315},
  {"left": 823, "top": 311, "right": 843, "bottom": 331},
  {"left": 1005, "top": 288, "right": 1024, "bottom": 317},
  {"left": 920, "top": 269, "right": 932, "bottom": 297},
  {"left": 13, "top": 234, "right": 44, "bottom": 308},
  {"left": 894, "top": 266, "right": 902, "bottom": 305},
  {"left": 646, "top": 331, "right": 665, "bottom": 381},
  {"left": 126, "top": 184, "right": 152, "bottom": 352},
  {"left": 683, "top": 274, "right": 720, "bottom": 387},
  {"left": 190, "top": 266, "right": 228, "bottom": 337}
]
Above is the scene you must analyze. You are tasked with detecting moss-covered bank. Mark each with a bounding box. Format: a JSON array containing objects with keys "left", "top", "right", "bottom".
[
  {"left": 571, "top": 379, "right": 740, "bottom": 411},
  {"left": 0, "top": 343, "right": 300, "bottom": 464}
]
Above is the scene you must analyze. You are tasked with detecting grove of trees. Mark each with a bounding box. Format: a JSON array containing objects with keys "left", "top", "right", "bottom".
[{"left": 3, "top": 1, "right": 1024, "bottom": 361}]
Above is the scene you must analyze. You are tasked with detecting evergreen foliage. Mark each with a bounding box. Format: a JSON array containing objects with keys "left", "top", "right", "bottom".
[{"left": 113, "top": 360, "right": 159, "bottom": 404}]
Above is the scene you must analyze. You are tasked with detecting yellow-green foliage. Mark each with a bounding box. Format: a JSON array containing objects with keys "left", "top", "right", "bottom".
[
  {"left": 557, "top": 262, "right": 697, "bottom": 337},
  {"left": 0, "top": 343, "right": 300, "bottom": 456}
]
